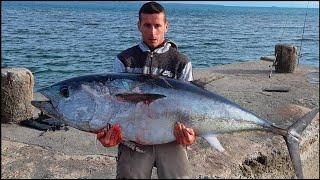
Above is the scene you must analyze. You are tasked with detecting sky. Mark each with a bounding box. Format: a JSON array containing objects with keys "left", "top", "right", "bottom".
[{"left": 162, "top": 1, "right": 319, "bottom": 8}]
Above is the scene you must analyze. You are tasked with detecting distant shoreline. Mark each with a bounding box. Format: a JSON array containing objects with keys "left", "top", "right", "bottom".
[
  {"left": 3, "top": 1, "right": 319, "bottom": 9},
  {"left": 161, "top": 1, "right": 319, "bottom": 9}
]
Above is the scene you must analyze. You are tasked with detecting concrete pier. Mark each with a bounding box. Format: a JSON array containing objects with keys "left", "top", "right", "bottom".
[{"left": 1, "top": 60, "right": 319, "bottom": 179}]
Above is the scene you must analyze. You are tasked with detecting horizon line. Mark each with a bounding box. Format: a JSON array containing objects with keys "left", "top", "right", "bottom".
[{"left": 161, "top": 1, "right": 319, "bottom": 9}]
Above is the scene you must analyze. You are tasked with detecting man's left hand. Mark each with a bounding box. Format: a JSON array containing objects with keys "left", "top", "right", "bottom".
[{"left": 174, "top": 122, "right": 196, "bottom": 145}]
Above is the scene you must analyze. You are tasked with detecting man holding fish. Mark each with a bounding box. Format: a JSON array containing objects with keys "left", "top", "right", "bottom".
[{"left": 97, "top": 1, "right": 196, "bottom": 179}]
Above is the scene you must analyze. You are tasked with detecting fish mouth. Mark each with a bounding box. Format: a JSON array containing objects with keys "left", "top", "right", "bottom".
[{"left": 31, "top": 92, "right": 60, "bottom": 119}]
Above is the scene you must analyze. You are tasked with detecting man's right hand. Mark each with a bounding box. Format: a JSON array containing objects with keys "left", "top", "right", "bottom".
[{"left": 96, "top": 124, "right": 123, "bottom": 147}]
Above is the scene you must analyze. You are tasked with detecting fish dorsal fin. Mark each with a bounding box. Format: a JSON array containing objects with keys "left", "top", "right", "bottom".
[
  {"left": 191, "top": 76, "right": 224, "bottom": 89},
  {"left": 191, "top": 79, "right": 208, "bottom": 89},
  {"left": 203, "top": 134, "right": 228, "bottom": 155},
  {"left": 115, "top": 93, "right": 166, "bottom": 104}
]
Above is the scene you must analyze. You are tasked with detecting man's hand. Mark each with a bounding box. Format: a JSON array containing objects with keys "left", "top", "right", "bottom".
[
  {"left": 96, "top": 124, "right": 123, "bottom": 147},
  {"left": 174, "top": 122, "right": 196, "bottom": 145}
]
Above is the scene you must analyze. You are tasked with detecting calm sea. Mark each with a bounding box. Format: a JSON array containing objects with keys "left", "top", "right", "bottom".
[{"left": 2, "top": 1, "right": 319, "bottom": 90}]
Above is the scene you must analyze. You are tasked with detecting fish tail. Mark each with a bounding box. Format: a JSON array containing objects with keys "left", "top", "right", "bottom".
[{"left": 283, "top": 108, "right": 318, "bottom": 179}]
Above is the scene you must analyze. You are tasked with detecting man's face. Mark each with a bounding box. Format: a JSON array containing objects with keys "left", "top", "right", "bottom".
[{"left": 138, "top": 12, "right": 168, "bottom": 49}]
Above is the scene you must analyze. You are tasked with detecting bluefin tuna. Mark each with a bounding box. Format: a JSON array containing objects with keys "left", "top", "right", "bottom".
[{"left": 31, "top": 73, "right": 318, "bottom": 179}]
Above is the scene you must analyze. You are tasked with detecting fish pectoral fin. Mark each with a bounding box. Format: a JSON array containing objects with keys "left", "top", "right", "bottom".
[
  {"left": 203, "top": 135, "right": 228, "bottom": 155},
  {"left": 115, "top": 93, "right": 166, "bottom": 104}
]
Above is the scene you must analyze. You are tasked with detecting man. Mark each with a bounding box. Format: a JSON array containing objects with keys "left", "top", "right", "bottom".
[{"left": 97, "top": 1, "right": 196, "bottom": 178}]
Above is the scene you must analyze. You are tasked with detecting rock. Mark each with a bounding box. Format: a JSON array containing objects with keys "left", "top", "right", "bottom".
[{"left": 1, "top": 68, "right": 35, "bottom": 123}]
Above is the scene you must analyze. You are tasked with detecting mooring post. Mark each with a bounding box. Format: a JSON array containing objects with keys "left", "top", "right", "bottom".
[
  {"left": 274, "top": 44, "right": 298, "bottom": 73},
  {"left": 1, "top": 68, "right": 35, "bottom": 123}
]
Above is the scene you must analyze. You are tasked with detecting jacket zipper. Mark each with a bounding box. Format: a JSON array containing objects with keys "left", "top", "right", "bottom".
[{"left": 150, "top": 51, "right": 154, "bottom": 74}]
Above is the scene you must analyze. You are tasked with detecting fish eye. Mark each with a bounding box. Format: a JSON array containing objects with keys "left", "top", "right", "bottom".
[{"left": 60, "top": 86, "right": 69, "bottom": 98}]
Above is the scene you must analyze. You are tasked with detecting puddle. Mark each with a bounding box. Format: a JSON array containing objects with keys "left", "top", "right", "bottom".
[{"left": 307, "top": 72, "right": 319, "bottom": 85}]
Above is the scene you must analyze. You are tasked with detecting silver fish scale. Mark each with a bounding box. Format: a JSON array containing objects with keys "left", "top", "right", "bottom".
[{"left": 44, "top": 74, "right": 273, "bottom": 144}]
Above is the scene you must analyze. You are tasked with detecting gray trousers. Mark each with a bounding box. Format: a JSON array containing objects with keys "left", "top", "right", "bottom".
[{"left": 116, "top": 141, "right": 190, "bottom": 179}]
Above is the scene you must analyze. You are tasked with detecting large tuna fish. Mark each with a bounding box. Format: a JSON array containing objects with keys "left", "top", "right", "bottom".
[{"left": 31, "top": 73, "right": 318, "bottom": 179}]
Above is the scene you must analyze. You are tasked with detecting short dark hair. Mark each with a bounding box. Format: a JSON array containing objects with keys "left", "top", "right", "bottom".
[{"left": 139, "top": 1, "right": 167, "bottom": 22}]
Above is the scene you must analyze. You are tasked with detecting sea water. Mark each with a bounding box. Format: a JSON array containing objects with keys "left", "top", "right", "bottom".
[{"left": 2, "top": 1, "right": 319, "bottom": 90}]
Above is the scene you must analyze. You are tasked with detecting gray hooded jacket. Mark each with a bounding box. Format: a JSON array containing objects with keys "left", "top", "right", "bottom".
[{"left": 113, "top": 40, "right": 193, "bottom": 81}]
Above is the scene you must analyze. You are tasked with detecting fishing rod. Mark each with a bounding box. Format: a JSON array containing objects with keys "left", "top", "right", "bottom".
[
  {"left": 297, "top": 1, "right": 310, "bottom": 67},
  {"left": 268, "top": 8, "right": 288, "bottom": 78},
  {"left": 269, "top": 1, "right": 310, "bottom": 78}
]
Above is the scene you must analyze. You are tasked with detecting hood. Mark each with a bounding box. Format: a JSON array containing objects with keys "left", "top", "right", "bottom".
[{"left": 138, "top": 39, "right": 178, "bottom": 53}]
